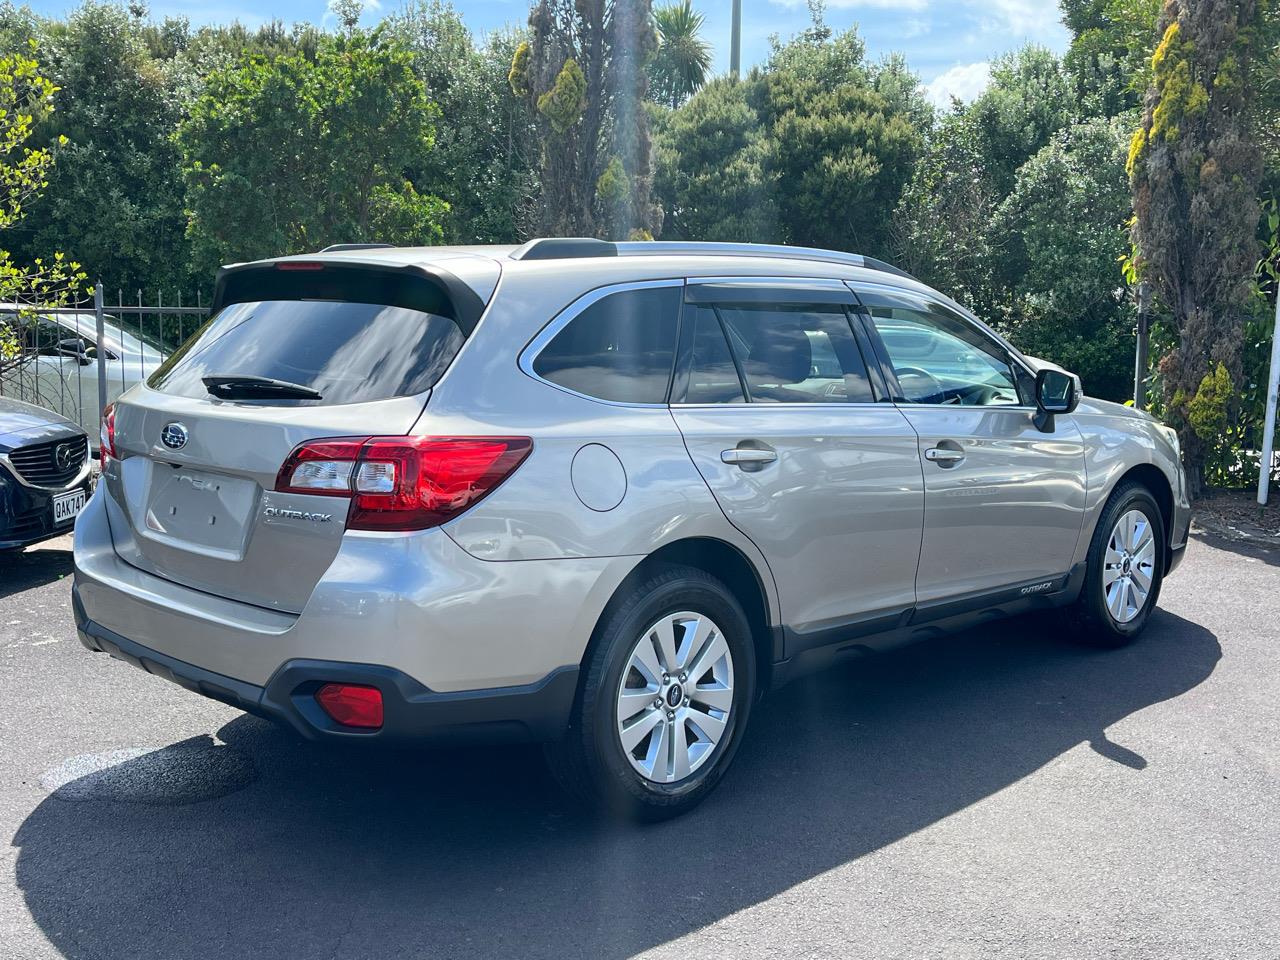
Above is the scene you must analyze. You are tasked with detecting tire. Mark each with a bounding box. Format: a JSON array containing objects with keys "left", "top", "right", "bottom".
[
  {"left": 1066, "top": 482, "right": 1166, "bottom": 647},
  {"left": 544, "top": 564, "right": 756, "bottom": 821}
]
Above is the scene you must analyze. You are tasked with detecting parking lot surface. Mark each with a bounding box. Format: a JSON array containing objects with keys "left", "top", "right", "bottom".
[{"left": 0, "top": 531, "right": 1276, "bottom": 959}]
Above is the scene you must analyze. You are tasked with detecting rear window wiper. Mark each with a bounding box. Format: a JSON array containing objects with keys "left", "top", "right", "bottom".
[{"left": 202, "top": 374, "right": 323, "bottom": 400}]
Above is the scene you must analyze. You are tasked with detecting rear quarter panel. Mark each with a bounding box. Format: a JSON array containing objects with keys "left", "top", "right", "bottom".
[{"left": 422, "top": 265, "right": 783, "bottom": 625}]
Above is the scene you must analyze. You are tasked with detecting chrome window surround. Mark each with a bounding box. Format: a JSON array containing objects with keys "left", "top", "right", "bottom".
[
  {"left": 0, "top": 436, "right": 92, "bottom": 491},
  {"left": 517, "top": 278, "right": 686, "bottom": 409},
  {"left": 672, "top": 276, "right": 879, "bottom": 409}
]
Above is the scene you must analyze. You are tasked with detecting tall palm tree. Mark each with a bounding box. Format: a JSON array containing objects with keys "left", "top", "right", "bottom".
[{"left": 647, "top": 0, "right": 713, "bottom": 109}]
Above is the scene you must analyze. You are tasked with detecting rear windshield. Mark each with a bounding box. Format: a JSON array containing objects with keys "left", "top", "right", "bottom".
[{"left": 147, "top": 300, "right": 464, "bottom": 405}]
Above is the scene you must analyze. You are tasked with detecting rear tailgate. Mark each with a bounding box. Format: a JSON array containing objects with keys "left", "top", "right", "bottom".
[{"left": 100, "top": 257, "right": 492, "bottom": 614}]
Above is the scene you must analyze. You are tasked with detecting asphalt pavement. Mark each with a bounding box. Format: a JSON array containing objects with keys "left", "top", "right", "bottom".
[{"left": 0, "top": 530, "right": 1276, "bottom": 959}]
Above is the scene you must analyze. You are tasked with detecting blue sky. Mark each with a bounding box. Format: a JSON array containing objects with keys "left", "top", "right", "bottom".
[{"left": 23, "top": 0, "right": 1071, "bottom": 105}]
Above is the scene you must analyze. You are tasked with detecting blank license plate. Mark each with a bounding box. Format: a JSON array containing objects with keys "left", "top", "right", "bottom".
[{"left": 52, "top": 489, "right": 86, "bottom": 525}]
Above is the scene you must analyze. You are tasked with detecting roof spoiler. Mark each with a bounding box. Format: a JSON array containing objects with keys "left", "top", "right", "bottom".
[{"left": 210, "top": 259, "right": 487, "bottom": 334}]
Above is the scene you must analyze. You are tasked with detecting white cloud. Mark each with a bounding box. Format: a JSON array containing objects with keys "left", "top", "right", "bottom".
[{"left": 923, "top": 60, "right": 991, "bottom": 107}]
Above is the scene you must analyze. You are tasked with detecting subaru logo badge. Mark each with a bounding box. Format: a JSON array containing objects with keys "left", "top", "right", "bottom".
[{"left": 161, "top": 422, "right": 188, "bottom": 450}]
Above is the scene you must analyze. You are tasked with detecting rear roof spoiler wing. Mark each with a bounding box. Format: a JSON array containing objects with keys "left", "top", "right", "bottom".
[{"left": 210, "top": 259, "right": 488, "bottom": 335}]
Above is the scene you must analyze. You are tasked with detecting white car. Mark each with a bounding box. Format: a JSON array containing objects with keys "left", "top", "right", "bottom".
[{"left": 1, "top": 306, "right": 167, "bottom": 447}]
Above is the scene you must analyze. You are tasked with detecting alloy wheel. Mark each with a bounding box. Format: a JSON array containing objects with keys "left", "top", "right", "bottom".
[
  {"left": 615, "top": 610, "right": 735, "bottom": 784},
  {"left": 1103, "top": 508, "right": 1157, "bottom": 624}
]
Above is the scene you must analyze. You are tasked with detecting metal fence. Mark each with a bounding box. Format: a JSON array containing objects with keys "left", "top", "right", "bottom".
[{"left": 0, "top": 282, "right": 210, "bottom": 437}]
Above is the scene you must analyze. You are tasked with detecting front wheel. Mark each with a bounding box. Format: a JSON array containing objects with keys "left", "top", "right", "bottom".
[
  {"left": 1067, "top": 482, "right": 1165, "bottom": 647},
  {"left": 544, "top": 565, "right": 756, "bottom": 820}
]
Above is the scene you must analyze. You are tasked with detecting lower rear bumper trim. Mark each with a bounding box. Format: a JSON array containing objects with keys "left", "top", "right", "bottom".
[{"left": 74, "top": 591, "right": 578, "bottom": 745}]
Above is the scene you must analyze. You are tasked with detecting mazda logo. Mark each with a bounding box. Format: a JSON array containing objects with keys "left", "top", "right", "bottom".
[
  {"left": 54, "top": 442, "right": 76, "bottom": 471},
  {"left": 161, "top": 422, "right": 189, "bottom": 450}
]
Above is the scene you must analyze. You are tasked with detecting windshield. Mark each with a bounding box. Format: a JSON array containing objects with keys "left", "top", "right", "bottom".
[{"left": 147, "top": 300, "right": 464, "bottom": 405}]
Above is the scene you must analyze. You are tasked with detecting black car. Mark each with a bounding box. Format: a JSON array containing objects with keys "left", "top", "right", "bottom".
[{"left": 0, "top": 396, "right": 92, "bottom": 551}]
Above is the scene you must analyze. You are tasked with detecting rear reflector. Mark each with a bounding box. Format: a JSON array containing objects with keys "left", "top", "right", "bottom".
[
  {"left": 276, "top": 436, "right": 532, "bottom": 531},
  {"left": 315, "top": 683, "right": 384, "bottom": 729}
]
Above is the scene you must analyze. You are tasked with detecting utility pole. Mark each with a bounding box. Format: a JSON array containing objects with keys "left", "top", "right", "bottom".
[
  {"left": 1258, "top": 291, "right": 1280, "bottom": 506},
  {"left": 730, "top": 0, "right": 741, "bottom": 79},
  {"left": 1133, "top": 280, "right": 1151, "bottom": 411}
]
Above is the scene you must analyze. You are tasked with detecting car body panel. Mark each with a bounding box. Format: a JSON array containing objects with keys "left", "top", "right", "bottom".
[
  {"left": 672, "top": 402, "right": 924, "bottom": 637},
  {"left": 896, "top": 404, "right": 1087, "bottom": 602}
]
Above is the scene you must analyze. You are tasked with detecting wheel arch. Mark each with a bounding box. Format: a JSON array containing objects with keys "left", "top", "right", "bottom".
[
  {"left": 581, "top": 537, "right": 778, "bottom": 698},
  {"left": 1109, "top": 463, "right": 1176, "bottom": 573}
]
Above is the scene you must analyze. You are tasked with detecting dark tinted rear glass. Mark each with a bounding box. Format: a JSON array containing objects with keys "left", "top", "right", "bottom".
[
  {"left": 532, "top": 286, "right": 681, "bottom": 404},
  {"left": 148, "top": 300, "right": 464, "bottom": 405}
]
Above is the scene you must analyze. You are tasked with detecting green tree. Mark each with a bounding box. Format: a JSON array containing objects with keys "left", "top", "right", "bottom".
[
  {"left": 655, "top": 14, "right": 921, "bottom": 257},
  {"left": 1127, "top": 0, "right": 1267, "bottom": 491},
  {"left": 997, "top": 117, "right": 1136, "bottom": 399},
  {"left": 386, "top": 1, "right": 537, "bottom": 243},
  {"left": 653, "top": 77, "right": 778, "bottom": 240},
  {"left": 1062, "top": 0, "right": 1161, "bottom": 117},
  {"left": 2, "top": 2, "right": 189, "bottom": 295},
  {"left": 510, "top": 0, "right": 659, "bottom": 238},
  {"left": 177, "top": 28, "right": 446, "bottom": 275},
  {"left": 0, "top": 41, "right": 85, "bottom": 373},
  {"left": 646, "top": 0, "right": 711, "bottom": 109}
]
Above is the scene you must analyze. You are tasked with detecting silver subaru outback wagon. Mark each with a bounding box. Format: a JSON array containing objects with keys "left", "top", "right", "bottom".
[{"left": 72, "top": 239, "right": 1191, "bottom": 819}]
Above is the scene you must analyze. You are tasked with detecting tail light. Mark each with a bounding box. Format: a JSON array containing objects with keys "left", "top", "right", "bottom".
[
  {"left": 276, "top": 436, "right": 532, "bottom": 531},
  {"left": 100, "top": 402, "right": 117, "bottom": 462}
]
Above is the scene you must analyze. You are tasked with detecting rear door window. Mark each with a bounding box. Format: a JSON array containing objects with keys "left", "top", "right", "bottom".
[
  {"left": 148, "top": 300, "right": 465, "bottom": 405},
  {"left": 532, "top": 285, "right": 681, "bottom": 404},
  {"left": 684, "top": 302, "right": 874, "bottom": 403}
]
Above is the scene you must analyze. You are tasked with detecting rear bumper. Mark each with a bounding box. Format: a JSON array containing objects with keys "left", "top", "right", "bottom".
[
  {"left": 74, "top": 482, "right": 636, "bottom": 693},
  {"left": 75, "top": 596, "right": 579, "bottom": 744}
]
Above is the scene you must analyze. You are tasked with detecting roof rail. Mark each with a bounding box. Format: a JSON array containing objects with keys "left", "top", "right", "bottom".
[
  {"left": 615, "top": 241, "right": 915, "bottom": 279},
  {"left": 506, "top": 238, "right": 915, "bottom": 280},
  {"left": 510, "top": 238, "right": 617, "bottom": 260},
  {"left": 319, "top": 243, "right": 398, "bottom": 253}
]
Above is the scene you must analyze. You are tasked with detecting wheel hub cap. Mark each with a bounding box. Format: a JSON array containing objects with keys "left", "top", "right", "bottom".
[
  {"left": 1103, "top": 509, "right": 1156, "bottom": 624},
  {"left": 615, "top": 610, "right": 735, "bottom": 784}
]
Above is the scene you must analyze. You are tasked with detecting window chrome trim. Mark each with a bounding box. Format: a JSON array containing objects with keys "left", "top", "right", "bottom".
[
  {"left": 517, "top": 278, "right": 686, "bottom": 409},
  {"left": 677, "top": 275, "right": 878, "bottom": 407}
]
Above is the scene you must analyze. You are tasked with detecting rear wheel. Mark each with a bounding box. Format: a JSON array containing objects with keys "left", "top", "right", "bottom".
[
  {"left": 1067, "top": 482, "right": 1165, "bottom": 647},
  {"left": 544, "top": 565, "right": 756, "bottom": 820}
]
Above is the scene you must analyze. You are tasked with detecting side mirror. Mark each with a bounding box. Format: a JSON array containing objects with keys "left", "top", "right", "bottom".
[
  {"left": 1033, "top": 368, "right": 1081, "bottom": 432},
  {"left": 57, "top": 337, "right": 90, "bottom": 366}
]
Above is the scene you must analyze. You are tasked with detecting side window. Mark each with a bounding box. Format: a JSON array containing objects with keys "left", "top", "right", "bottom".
[
  {"left": 532, "top": 285, "right": 681, "bottom": 404},
  {"left": 711, "top": 303, "right": 874, "bottom": 403},
  {"left": 860, "top": 291, "right": 1024, "bottom": 406},
  {"left": 682, "top": 306, "right": 745, "bottom": 403}
]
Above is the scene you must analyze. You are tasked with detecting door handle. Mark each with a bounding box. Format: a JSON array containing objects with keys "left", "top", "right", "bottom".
[
  {"left": 721, "top": 447, "right": 778, "bottom": 466},
  {"left": 924, "top": 446, "right": 966, "bottom": 465}
]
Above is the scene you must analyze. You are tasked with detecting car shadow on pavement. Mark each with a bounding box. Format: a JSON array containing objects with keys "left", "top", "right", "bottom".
[
  {"left": 0, "top": 545, "right": 72, "bottom": 600},
  {"left": 13, "top": 610, "right": 1220, "bottom": 960}
]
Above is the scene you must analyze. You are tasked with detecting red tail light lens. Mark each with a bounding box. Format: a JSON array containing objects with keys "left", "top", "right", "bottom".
[
  {"left": 276, "top": 436, "right": 532, "bottom": 531},
  {"left": 100, "top": 402, "right": 117, "bottom": 461},
  {"left": 315, "top": 683, "right": 383, "bottom": 729}
]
